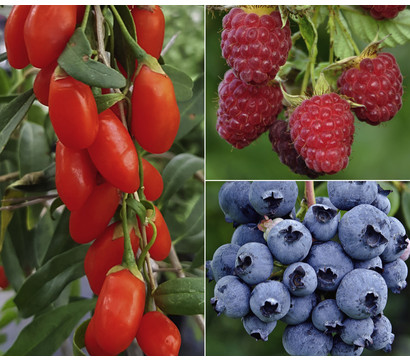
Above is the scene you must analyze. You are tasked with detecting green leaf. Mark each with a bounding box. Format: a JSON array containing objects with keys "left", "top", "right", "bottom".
[
  {"left": 0, "top": 188, "right": 24, "bottom": 252},
  {"left": 94, "top": 93, "right": 125, "bottom": 113},
  {"left": 0, "top": 308, "right": 18, "bottom": 329},
  {"left": 8, "top": 164, "right": 56, "bottom": 193},
  {"left": 162, "top": 65, "right": 193, "bottom": 102},
  {"left": 159, "top": 154, "right": 203, "bottom": 207},
  {"left": 153, "top": 277, "right": 204, "bottom": 315},
  {"left": 401, "top": 190, "right": 410, "bottom": 229},
  {"left": 333, "top": 10, "right": 355, "bottom": 60},
  {"left": 296, "top": 15, "right": 316, "bottom": 53},
  {"left": 14, "top": 245, "right": 89, "bottom": 318},
  {"left": 33, "top": 211, "right": 56, "bottom": 267},
  {"left": 342, "top": 7, "right": 410, "bottom": 47},
  {"left": 126, "top": 197, "right": 146, "bottom": 223},
  {"left": 0, "top": 95, "right": 18, "bottom": 103},
  {"left": 73, "top": 318, "right": 90, "bottom": 356},
  {"left": 5, "top": 298, "right": 96, "bottom": 356},
  {"left": 1, "top": 235, "right": 26, "bottom": 291},
  {"left": 175, "top": 74, "right": 204, "bottom": 141},
  {"left": 0, "top": 89, "right": 35, "bottom": 154},
  {"left": 0, "top": 53, "right": 7, "bottom": 63},
  {"left": 58, "top": 28, "right": 126, "bottom": 89}
]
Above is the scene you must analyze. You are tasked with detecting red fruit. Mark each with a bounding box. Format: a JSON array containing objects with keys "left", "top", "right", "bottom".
[
  {"left": 33, "top": 61, "right": 57, "bottom": 106},
  {"left": 93, "top": 269, "right": 146, "bottom": 355},
  {"left": 289, "top": 93, "right": 355, "bottom": 174},
  {"left": 84, "top": 222, "right": 139, "bottom": 295},
  {"left": 76, "top": 5, "right": 86, "bottom": 24},
  {"left": 361, "top": 5, "right": 406, "bottom": 20},
  {"left": 136, "top": 311, "right": 181, "bottom": 356},
  {"left": 0, "top": 266, "right": 9, "bottom": 289},
  {"left": 216, "top": 69, "right": 283, "bottom": 149},
  {"left": 49, "top": 70, "right": 99, "bottom": 149},
  {"left": 131, "top": 65, "right": 180, "bottom": 154},
  {"left": 221, "top": 7, "right": 292, "bottom": 85},
  {"left": 85, "top": 317, "right": 113, "bottom": 356},
  {"left": 142, "top": 158, "right": 163, "bottom": 201},
  {"left": 24, "top": 5, "right": 77, "bottom": 68},
  {"left": 269, "top": 120, "right": 320, "bottom": 178},
  {"left": 88, "top": 109, "right": 140, "bottom": 194},
  {"left": 69, "top": 182, "right": 120, "bottom": 244},
  {"left": 338, "top": 52, "right": 403, "bottom": 125},
  {"left": 4, "top": 5, "right": 31, "bottom": 69},
  {"left": 55, "top": 141, "right": 97, "bottom": 211}
]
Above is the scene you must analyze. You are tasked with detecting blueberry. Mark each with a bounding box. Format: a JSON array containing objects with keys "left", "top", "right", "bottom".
[
  {"left": 211, "top": 243, "right": 240, "bottom": 282},
  {"left": 282, "top": 262, "right": 317, "bottom": 297},
  {"left": 250, "top": 280, "right": 291, "bottom": 322},
  {"left": 305, "top": 241, "right": 353, "bottom": 292},
  {"left": 218, "top": 181, "right": 260, "bottom": 224},
  {"left": 336, "top": 269, "right": 388, "bottom": 319},
  {"left": 340, "top": 317, "right": 374, "bottom": 347},
  {"left": 328, "top": 181, "right": 378, "bottom": 210},
  {"left": 381, "top": 258, "right": 408, "bottom": 294},
  {"left": 316, "top": 196, "right": 337, "bottom": 210},
  {"left": 331, "top": 335, "right": 364, "bottom": 356},
  {"left": 231, "top": 223, "right": 265, "bottom": 246},
  {"left": 282, "top": 322, "right": 333, "bottom": 356},
  {"left": 249, "top": 181, "right": 298, "bottom": 218},
  {"left": 367, "top": 315, "right": 395, "bottom": 352},
  {"left": 303, "top": 204, "right": 340, "bottom": 241},
  {"left": 235, "top": 243, "right": 274, "bottom": 285},
  {"left": 281, "top": 293, "right": 318, "bottom": 325},
  {"left": 206, "top": 260, "right": 214, "bottom": 281},
  {"left": 267, "top": 220, "right": 312, "bottom": 265},
  {"left": 210, "top": 275, "right": 250, "bottom": 318},
  {"left": 312, "top": 299, "right": 345, "bottom": 333},
  {"left": 371, "top": 184, "right": 392, "bottom": 215},
  {"left": 354, "top": 256, "right": 383, "bottom": 274},
  {"left": 380, "top": 217, "right": 408, "bottom": 263},
  {"left": 242, "top": 314, "right": 277, "bottom": 341},
  {"left": 338, "top": 204, "right": 390, "bottom": 260}
]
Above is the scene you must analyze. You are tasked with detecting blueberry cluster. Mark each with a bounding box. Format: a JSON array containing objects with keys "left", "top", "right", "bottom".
[{"left": 207, "top": 181, "right": 409, "bottom": 356}]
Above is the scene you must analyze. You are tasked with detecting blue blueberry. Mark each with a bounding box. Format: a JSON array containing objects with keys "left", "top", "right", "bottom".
[
  {"left": 281, "top": 293, "right": 318, "bottom": 325},
  {"left": 338, "top": 204, "right": 390, "bottom": 260},
  {"left": 331, "top": 335, "right": 364, "bottom": 356},
  {"left": 211, "top": 243, "right": 240, "bottom": 282},
  {"left": 336, "top": 269, "right": 388, "bottom": 319},
  {"left": 210, "top": 275, "right": 250, "bottom": 318},
  {"left": 371, "top": 185, "right": 392, "bottom": 215},
  {"left": 218, "top": 181, "right": 260, "bottom": 224},
  {"left": 305, "top": 241, "right": 353, "bottom": 292},
  {"left": 282, "top": 322, "right": 333, "bottom": 356},
  {"left": 312, "top": 299, "right": 345, "bottom": 333},
  {"left": 340, "top": 317, "right": 374, "bottom": 347},
  {"left": 382, "top": 258, "right": 408, "bottom": 294},
  {"left": 242, "top": 314, "right": 277, "bottom": 341},
  {"left": 328, "top": 181, "right": 378, "bottom": 210},
  {"left": 231, "top": 223, "right": 265, "bottom": 246},
  {"left": 249, "top": 181, "right": 298, "bottom": 218},
  {"left": 316, "top": 196, "right": 337, "bottom": 210},
  {"left": 267, "top": 220, "right": 312, "bottom": 265},
  {"left": 354, "top": 256, "right": 383, "bottom": 274},
  {"left": 282, "top": 262, "right": 317, "bottom": 297},
  {"left": 380, "top": 217, "right": 408, "bottom": 263},
  {"left": 303, "top": 204, "right": 340, "bottom": 241},
  {"left": 367, "top": 315, "right": 395, "bottom": 352},
  {"left": 235, "top": 243, "right": 274, "bottom": 285},
  {"left": 250, "top": 280, "right": 291, "bottom": 322}
]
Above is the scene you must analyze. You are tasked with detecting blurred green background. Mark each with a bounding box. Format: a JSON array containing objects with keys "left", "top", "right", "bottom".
[
  {"left": 206, "top": 181, "right": 410, "bottom": 356},
  {"left": 206, "top": 7, "right": 410, "bottom": 180}
]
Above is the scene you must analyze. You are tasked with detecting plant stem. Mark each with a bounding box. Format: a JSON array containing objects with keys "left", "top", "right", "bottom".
[
  {"left": 137, "top": 220, "right": 157, "bottom": 269},
  {"left": 0, "top": 171, "right": 19, "bottom": 183},
  {"left": 300, "top": 66, "right": 311, "bottom": 95},
  {"left": 305, "top": 180, "right": 316, "bottom": 207},
  {"left": 0, "top": 194, "right": 58, "bottom": 211},
  {"left": 121, "top": 194, "right": 137, "bottom": 268},
  {"left": 328, "top": 6, "right": 335, "bottom": 64},
  {"left": 81, "top": 5, "right": 91, "bottom": 31},
  {"left": 136, "top": 143, "right": 146, "bottom": 201}
]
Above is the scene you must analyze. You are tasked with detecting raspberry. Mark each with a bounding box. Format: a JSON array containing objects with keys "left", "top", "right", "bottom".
[
  {"left": 221, "top": 7, "right": 292, "bottom": 85},
  {"left": 217, "top": 69, "right": 283, "bottom": 149},
  {"left": 268, "top": 120, "right": 320, "bottom": 178},
  {"left": 361, "top": 5, "right": 406, "bottom": 20},
  {"left": 338, "top": 52, "right": 403, "bottom": 125},
  {"left": 289, "top": 93, "right": 355, "bottom": 174}
]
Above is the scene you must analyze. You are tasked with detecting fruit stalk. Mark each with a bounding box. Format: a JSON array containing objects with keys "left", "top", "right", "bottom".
[{"left": 121, "top": 194, "right": 137, "bottom": 268}]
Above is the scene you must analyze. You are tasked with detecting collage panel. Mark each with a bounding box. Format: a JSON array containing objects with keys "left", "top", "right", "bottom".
[
  {"left": 206, "top": 5, "right": 410, "bottom": 180},
  {"left": 0, "top": 5, "right": 204, "bottom": 356},
  {"left": 206, "top": 180, "right": 410, "bottom": 356}
]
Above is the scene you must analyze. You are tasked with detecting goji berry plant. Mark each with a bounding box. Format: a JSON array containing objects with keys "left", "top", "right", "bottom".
[
  {"left": 0, "top": 5, "right": 204, "bottom": 355},
  {"left": 206, "top": 5, "right": 410, "bottom": 179}
]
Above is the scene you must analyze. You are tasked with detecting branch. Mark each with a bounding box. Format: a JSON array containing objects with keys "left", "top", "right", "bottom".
[
  {"left": 0, "top": 171, "right": 19, "bottom": 183},
  {"left": 0, "top": 194, "right": 57, "bottom": 211}
]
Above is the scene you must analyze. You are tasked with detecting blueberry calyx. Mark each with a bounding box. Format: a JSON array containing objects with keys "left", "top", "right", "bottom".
[
  {"left": 261, "top": 190, "right": 283, "bottom": 211},
  {"left": 324, "top": 321, "right": 344, "bottom": 335},
  {"left": 364, "top": 292, "right": 379, "bottom": 314},
  {"left": 318, "top": 267, "right": 337, "bottom": 284},
  {"left": 250, "top": 332, "right": 264, "bottom": 341},
  {"left": 364, "top": 225, "right": 388, "bottom": 248},
  {"left": 288, "top": 266, "right": 306, "bottom": 290},
  {"left": 260, "top": 299, "right": 280, "bottom": 317},
  {"left": 210, "top": 298, "right": 225, "bottom": 316},
  {"left": 279, "top": 225, "right": 303, "bottom": 243},
  {"left": 312, "top": 206, "right": 338, "bottom": 224},
  {"left": 396, "top": 234, "right": 408, "bottom": 252},
  {"left": 235, "top": 255, "right": 253, "bottom": 274}
]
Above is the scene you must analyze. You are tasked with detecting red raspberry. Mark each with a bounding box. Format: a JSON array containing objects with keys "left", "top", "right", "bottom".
[
  {"left": 338, "top": 52, "right": 403, "bottom": 125},
  {"left": 269, "top": 120, "right": 320, "bottom": 178},
  {"left": 361, "top": 5, "right": 406, "bottom": 20},
  {"left": 221, "top": 7, "right": 292, "bottom": 85},
  {"left": 216, "top": 69, "right": 283, "bottom": 149},
  {"left": 289, "top": 93, "right": 355, "bottom": 174}
]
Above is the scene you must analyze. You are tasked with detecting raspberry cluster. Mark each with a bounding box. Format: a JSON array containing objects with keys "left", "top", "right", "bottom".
[
  {"left": 361, "top": 5, "right": 406, "bottom": 20},
  {"left": 208, "top": 181, "right": 409, "bottom": 356}
]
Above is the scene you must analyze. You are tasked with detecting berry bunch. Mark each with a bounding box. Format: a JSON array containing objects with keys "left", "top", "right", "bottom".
[{"left": 208, "top": 181, "right": 409, "bottom": 356}]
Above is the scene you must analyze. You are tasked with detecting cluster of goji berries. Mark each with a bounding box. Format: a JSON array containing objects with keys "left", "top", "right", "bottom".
[
  {"left": 216, "top": 6, "right": 404, "bottom": 176},
  {"left": 5, "top": 5, "right": 181, "bottom": 356}
]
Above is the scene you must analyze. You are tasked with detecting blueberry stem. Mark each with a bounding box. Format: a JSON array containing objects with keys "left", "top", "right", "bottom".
[{"left": 305, "top": 181, "right": 316, "bottom": 208}]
